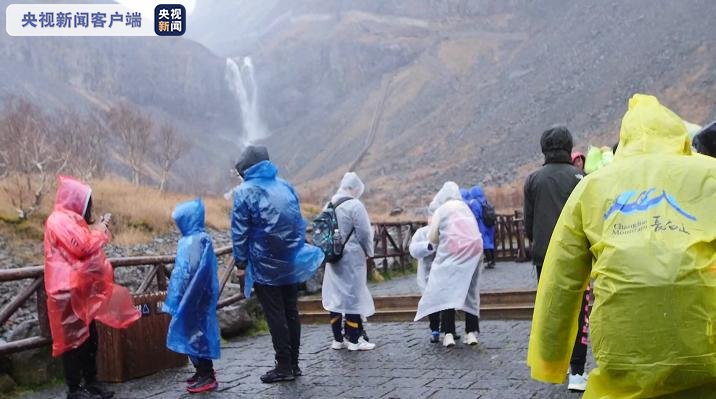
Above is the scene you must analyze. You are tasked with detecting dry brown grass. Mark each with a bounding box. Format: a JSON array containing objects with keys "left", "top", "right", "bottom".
[{"left": 1, "top": 176, "right": 232, "bottom": 247}]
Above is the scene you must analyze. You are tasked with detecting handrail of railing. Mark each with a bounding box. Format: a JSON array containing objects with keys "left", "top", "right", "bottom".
[
  {"left": 0, "top": 246, "right": 234, "bottom": 282},
  {"left": 0, "top": 219, "right": 529, "bottom": 356}
]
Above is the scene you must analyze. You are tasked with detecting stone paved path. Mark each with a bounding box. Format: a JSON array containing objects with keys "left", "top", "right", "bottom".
[
  {"left": 19, "top": 320, "right": 591, "bottom": 399},
  {"left": 19, "top": 261, "right": 591, "bottom": 399},
  {"left": 368, "top": 261, "right": 537, "bottom": 296}
]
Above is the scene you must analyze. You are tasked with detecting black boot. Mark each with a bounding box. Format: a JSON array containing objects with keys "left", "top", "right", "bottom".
[
  {"left": 84, "top": 383, "right": 113, "bottom": 399},
  {"left": 260, "top": 368, "right": 295, "bottom": 383},
  {"left": 67, "top": 386, "right": 101, "bottom": 399},
  {"left": 292, "top": 364, "right": 303, "bottom": 377}
]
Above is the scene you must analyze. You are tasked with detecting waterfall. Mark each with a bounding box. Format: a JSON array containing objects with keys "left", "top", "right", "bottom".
[{"left": 225, "top": 57, "right": 269, "bottom": 145}]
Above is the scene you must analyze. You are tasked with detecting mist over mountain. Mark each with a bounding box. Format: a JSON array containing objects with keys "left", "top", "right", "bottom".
[
  {"left": 184, "top": 0, "right": 716, "bottom": 210},
  {"left": 0, "top": 0, "right": 242, "bottom": 192},
  {"left": 2, "top": 1, "right": 716, "bottom": 211}
]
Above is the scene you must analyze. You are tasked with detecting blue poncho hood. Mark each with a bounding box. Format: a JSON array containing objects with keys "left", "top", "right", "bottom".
[
  {"left": 469, "top": 186, "right": 486, "bottom": 201},
  {"left": 174, "top": 198, "right": 205, "bottom": 236}
]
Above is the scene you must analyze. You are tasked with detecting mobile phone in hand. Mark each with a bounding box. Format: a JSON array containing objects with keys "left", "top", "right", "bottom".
[{"left": 100, "top": 213, "right": 112, "bottom": 225}]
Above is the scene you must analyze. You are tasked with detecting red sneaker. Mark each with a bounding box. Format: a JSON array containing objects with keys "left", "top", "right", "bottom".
[
  {"left": 186, "top": 374, "right": 218, "bottom": 394},
  {"left": 187, "top": 370, "right": 215, "bottom": 384}
]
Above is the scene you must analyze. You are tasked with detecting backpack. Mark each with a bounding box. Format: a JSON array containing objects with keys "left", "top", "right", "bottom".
[
  {"left": 311, "top": 198, "right": 355, "bottom": 263},
  {"left": 481, "top": 201, "right": 497, "bottom": 227}
]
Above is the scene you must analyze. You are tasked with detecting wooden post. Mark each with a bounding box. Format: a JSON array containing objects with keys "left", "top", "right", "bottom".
[
  {"left": 217, "top": 258, "right": 235, "bottom": 297},
  {"left": 505, "top": 216, "right": 515, "bottom": 258},
  {"left": 156, "top": 264, "right": 168, "bottom": 291},
  {"left": 137, "top": 265, "right": 159, "bottom": 294},
  {"left": 0, "top": 277, "right": 44, "bottom": 326},
  {"left": 396, "top": 225, "right": 404, "bottom": 273},
  {"left": 381, "top": 226, "right": 388, "bottom": 273},
  {"left": 36, "top": 280, "right": 50, "bottom": 338},
  {"left": 495, "top": 216, "right": 502, "bottom": 260}
]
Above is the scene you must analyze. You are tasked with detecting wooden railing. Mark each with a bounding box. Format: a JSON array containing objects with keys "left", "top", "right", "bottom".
[
  {"left": 369, "top": 222, "right": 425, "bottom": 276},
  {"left": 494, "top": 211, "right": 531, "bottom": 262},
  {"left": 0, "top": 246, "right": 241, "bottom": 356},
  {"left": 0, "top": 216, "right": 530, "bottom": 356},
  {"left": 367, "top": 215, "right": 530, "bottom": 275}
]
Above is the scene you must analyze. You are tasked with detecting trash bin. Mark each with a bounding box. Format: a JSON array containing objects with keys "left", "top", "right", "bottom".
[{"left": 96, "top": 292, "right": 187, "bottom": 382}]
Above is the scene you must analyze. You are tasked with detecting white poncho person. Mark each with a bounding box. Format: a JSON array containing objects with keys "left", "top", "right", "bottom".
[
  {"left": 414, "top": 182, "right": 483, "bottom": 321},
  {"left": 321, "top": 172, "right": 376, "bottom": 316}
]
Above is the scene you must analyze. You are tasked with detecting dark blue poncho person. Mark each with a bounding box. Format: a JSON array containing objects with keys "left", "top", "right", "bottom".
[
  {"left": 466, "top": 185, "right": 497, "bottom": 268},
  {"left": 231, "top": 146, "right": 324, "bottom": 298},
  {"left": 231, "top": 145, "right": 324, "bottom": 383}
]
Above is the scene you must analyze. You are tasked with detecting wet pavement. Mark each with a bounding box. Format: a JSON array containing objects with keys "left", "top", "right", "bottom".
[
  {"left": 368, "top": 260, "right": 537, "bottom": 296},
  {"left": 19, "top": 260, "right": 593, "bottom": 399},
  {"left": 19, "top": 320, "right": 592, "bottom": 399}
]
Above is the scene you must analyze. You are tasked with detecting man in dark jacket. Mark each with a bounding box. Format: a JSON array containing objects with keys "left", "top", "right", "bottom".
[
  {"left": 523, "top": 126, "right": 589, "bottom": 392},
  {"left": 523, "top": 126, "right": 584, "bottom": 273}
]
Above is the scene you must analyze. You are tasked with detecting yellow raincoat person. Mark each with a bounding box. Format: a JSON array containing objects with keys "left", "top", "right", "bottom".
[{"left": 527, "top": 94, "right": 716, "bottom": 398}]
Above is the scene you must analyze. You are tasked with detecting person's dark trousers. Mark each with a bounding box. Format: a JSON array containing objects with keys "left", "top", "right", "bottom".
[
  {"left": 254, "top": 283, "right": 301, "bottom": 373},
  {"left": 484, "top": 249, "right": 496, "bottom": 266},
  {"left": 329, "top": 312, "right": 344, "bottom": 342},
  {"left": 189, "top": 356, "right": 214, "bottom": 376},
  {"left": 464, "top": 312, "right": 480, "bottom": 333},
  {"left": 358, "top": 317, "right": 369, "bottom": 342},
  {"left": 439, "top": 309, "right": 456, "bottom": 334},
  {"left": 62, "top": 321, "right": 98, "bottom": 391},
  {"left": 428, "top": 312, "right": 441, "bottom": 332},
  {"left": 535, "top": 263, "right": 543, "bottom": 280},
  {"left": 570, "top": 288, "right": 591, "bottom": 375},
  {"left": 343, "top": 314, "right": 362, "bottom": 344}
]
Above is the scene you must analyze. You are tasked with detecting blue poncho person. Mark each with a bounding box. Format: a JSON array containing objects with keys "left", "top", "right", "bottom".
[
  {"left": 231, "top": 149, "right": 324, "bottom": 298},
  {"left": 163, "top": 199, "right": 220, "bottom": 360},
  {"left": 466, "top": 186, "right": 495, "bottom": 250}
]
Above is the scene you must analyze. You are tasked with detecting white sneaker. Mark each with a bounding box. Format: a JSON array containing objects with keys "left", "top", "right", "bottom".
[
  {"left": 331, "top": 340, "right": 347, "bottom": 350},
  {"left": 464, "top": 332, "right": 479, "bottom": 346},
  {"left": 347, "top": 338, "right": 375, "bottom": 351},
  {"left": 443, "top": 333, "right": 456, "bottom": 347},
  {"left": 568, "top": 373, "right": 587, "bottom": 392}
]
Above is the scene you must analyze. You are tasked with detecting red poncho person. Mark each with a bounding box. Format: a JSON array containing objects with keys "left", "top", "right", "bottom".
[{"left": 44, "top": 176, "right": 140, "bottom": 357}]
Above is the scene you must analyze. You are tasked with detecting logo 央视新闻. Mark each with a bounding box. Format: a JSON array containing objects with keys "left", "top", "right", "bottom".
[
  {"left": 603, "top": 188, "right": 697, "bottom": 221},
  {"left": 154, "top": 4, "right": 185, "bottom": 36}
]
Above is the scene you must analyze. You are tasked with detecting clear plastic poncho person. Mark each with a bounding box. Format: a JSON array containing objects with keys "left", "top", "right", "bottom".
[
  {"left": 414, "top": 182, "right": 483, "bottom": 322},
  {"left": 410, "top": 200, "right": 438, "bottom": 294},
  {"left": 44, "top": 176, "right": 140, "bottom": 357},
  {"left": 163, "top": 199, "right": 220, "bottom": 360},
  {"left": 527, "top": 94, "right": 716, "bottom": 398},
  {"left": 231, "top": 152, "right": 325, "bottom": 299},
  {"left": 321, "top": 172, "right": 376, "bottom": 317}
]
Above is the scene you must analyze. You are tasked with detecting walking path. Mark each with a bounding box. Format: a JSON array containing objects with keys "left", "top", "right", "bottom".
[
  {"left": 368, "top": 260, "right": 537, "bottom": 296},
  {"left": 19, "top": 261, "right": 593, "bottom": 398},
  {"left": 19, "top": 320, "right": 591, "bottom": 399}
]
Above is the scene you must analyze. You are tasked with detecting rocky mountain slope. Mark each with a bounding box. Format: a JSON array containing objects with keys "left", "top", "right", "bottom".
[
  {"left": 189, "top": 0, "right": 716, "bottom": 211},
  {"left": 0, "top": 1, "right": 243, "bottom": 192},
  {"left": 2, "top": 1, "right": 715, "bottom": 211}
]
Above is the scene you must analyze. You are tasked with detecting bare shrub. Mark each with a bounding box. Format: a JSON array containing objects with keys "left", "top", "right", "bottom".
[{"left": 106, "top": 103, "right": 153, "bottom": 185}]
